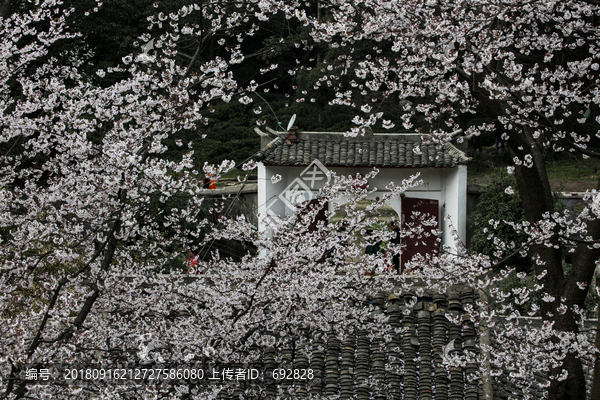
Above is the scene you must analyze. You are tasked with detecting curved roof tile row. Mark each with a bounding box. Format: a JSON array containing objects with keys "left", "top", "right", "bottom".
[
  {"left": 210, "top": 287, "right": 485, "bottom": 399},
  {"left": 255, "top": 132, "right": 470, "bottom": 168}
]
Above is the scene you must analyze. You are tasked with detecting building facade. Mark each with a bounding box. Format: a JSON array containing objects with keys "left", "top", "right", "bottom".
[{"left": 254, "top": 127, "right": 470, "bottom": 257}]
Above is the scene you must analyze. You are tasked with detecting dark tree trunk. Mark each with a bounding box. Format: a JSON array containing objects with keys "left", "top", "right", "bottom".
[
  {"left": 460, "top": 71, "right": 598, "bottom": 397},
  {"left": 509, "top": 131, "right": 600, "bottom": 400},
  {"left": 453, "top": 39, "right": 599, "bottom": 399}
]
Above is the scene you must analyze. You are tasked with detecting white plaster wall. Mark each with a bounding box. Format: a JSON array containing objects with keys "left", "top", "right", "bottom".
[
  {"left": 258, "top": 163, "right": 466, "bottom": 253},
  {"left": 457, "top": 165, "right": 468, "bottom": 246},
  {"left": 257, "top": 164, "right": 289, "bottom": 233},
  {"left": 442, "top": 165, "right": 467, "bottom": 252},
  {"left": 257, "top": 163, "right": 269, "bottom": 233},
  {"left": 327, "top": 167, "right": 417, "bottom": 219}
]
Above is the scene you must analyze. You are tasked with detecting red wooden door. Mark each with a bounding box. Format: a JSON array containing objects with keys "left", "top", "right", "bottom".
[{"left": 401, "top": 198, "right": 439, "bottom": 272}]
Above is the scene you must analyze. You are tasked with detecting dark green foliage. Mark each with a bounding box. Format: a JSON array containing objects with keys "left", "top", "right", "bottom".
[
  {"left": 497, "top": 269, "right": 541, "bottom": 316},
  {"left": 470, "top": 173, "right": 530, "bottom": 272},
  {"left": 7, "top": 0, "right": 409, "bottom": 169},
  {"left": 160, "top": 101, "right": 263, "bottom": 168},
  {"left": 166, "top": 94, "right": 358, "bottom": 169},
  {"left": 133, "top": 190, "right": 211, "bottom": 274}
]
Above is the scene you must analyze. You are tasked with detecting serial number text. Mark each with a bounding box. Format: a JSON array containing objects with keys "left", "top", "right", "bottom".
[{"left": 64, "top": 368, "right": 204, "bottom": 381}]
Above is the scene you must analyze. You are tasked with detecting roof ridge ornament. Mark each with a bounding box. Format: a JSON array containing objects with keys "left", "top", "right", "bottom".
[
  {"left": 285, "top": 114, "right": 300, "bottom": 145},
  {"left": 443, "top": 142, "right": 472, "bottom": 164},
  {"left": 286, "top": 114, "right": 297, "bottom": 132}
]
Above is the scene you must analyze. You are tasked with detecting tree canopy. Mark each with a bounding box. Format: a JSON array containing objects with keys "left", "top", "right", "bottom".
[{"left": 2, "top": 0, "right": 600, "bottom": 399}]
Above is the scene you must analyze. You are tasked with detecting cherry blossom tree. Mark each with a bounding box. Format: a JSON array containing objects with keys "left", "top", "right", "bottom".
[
  {"left": 295, "top": 1, "right": 600, "bottom": 399},
  {"left": 2, "top": 0, "right": 600, "bottom": 399},
  {"left": 0, "top": 0, "right": 283, "bottom": 397},
  {"left": 0, "top": 1, "right": 420, "bottom": 398}
]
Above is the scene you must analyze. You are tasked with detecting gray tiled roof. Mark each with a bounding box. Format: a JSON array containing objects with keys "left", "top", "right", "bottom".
[
  {"left": 213, "top": 286, "right": 483, "bottom": 400},
  {"left": 254, "top": 130, "right": 471, "bottom": 168}
]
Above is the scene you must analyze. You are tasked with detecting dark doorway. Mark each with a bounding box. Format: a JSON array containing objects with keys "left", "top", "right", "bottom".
[{"left": 401, "top": 198, "right": 439, "bottom": 273}]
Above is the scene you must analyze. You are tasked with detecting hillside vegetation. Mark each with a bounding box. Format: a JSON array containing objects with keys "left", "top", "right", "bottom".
[{"left": 468, "top": 146, "right": 600, "bottom": 192}]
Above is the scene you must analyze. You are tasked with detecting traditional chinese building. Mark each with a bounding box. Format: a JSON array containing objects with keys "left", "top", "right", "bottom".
[{"left": 254, "top": 126, "right": 471, "bottom": 263}]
